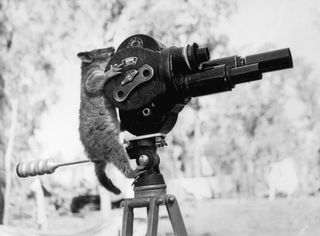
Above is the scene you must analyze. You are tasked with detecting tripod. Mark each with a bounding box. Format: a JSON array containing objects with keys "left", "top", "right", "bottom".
[{"left": 121, "top": 134, "right": 188, "bottom": 236}]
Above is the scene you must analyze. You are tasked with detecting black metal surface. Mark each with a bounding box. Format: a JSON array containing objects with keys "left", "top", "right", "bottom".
[
  {"left": 177, "top": 65, "right": 232, "bottom": 97},
  {"left": 104, "top": 46, "right": 165, "bottom": 112},
  {"left": 134, "top": 173, "right": 165, "bottom": 187},
  {"left": 126, "top": 134, "right": 165, "bottom": 187},
  {"left": 245, "top": 48, "right": 293, "bottom": 73},
  {"left": 229, "top": 63, "right": 262, "bottom": 84},
  {"left": 104, "top": 34, "right": 293, "bottom": 136},
  {"left": 117, "top": 34, "right": 164, "bottom": 52}
]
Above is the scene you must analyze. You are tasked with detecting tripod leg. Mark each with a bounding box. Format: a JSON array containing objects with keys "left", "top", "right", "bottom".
[
  {"left": 165, "top": 195, "right": 188, "bottom": 236},
  {"left": 122, "top": 200, "right": 134, "bottom": 236},
  {"left": 146, "top": 197, "right": 160, "bottom": 236}
]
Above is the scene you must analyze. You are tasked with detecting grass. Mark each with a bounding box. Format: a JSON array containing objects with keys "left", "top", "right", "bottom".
[{"left": 6, "top": 197, "right": 320, "bottom": 236}]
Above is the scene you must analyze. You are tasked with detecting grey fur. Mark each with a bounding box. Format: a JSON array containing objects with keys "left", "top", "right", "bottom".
[{"left": 78, "top": 47, "right": 140, "bottom": 194}]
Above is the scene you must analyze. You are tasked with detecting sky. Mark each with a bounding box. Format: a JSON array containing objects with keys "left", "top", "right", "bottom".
[
  {"left": 36, "top": 0, "right": 320, "bottom": 161},
  {"left": 222, "top": 0, "right": 320, "bottom": 68}
]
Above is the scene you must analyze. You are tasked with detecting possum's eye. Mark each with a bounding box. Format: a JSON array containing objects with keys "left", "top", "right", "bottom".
[
  {"left": 77, "top": 52, "right": 92, "bottom": 63},
  {"left": 99, "top": 47, "right": 115, "bottom": 57}
]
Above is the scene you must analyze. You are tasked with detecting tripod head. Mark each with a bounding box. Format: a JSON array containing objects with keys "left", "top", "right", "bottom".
[{"left": 125, "top": 133, "right": 167, "bottom": 197}]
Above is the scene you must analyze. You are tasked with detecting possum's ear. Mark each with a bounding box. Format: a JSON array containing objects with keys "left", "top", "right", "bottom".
[{"left": 77, "top": 52, "right": 92, "bottom": 63}]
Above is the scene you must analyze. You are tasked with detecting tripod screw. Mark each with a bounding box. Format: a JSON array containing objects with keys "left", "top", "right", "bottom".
[
  {"left": 156, "top": 197, "right": 164, "bottom": 205},
  {"left": 167, "top": 195, "right": 176, "bottom": 204},
  {"left": 138, "top": 154, "right": 149, "bottom": 166}
]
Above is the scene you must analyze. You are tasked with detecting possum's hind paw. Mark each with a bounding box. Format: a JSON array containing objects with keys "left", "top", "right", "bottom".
[
  {"left": 135, "top": 165, "right": 147, "bottom": 176},
  {"left": 131, "top": 166, "right": 147, "bottom": 186},
  {"left": 128, "top": 165, "right": 146, "bottom": 179}
]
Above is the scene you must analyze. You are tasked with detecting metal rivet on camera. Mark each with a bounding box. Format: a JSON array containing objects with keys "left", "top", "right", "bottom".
[{"left": 142, "top": 108, "right": 152, "bottom": 117}]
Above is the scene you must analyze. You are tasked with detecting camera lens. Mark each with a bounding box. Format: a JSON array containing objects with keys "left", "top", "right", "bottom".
[{"left": 186, "top": 43, "right": 210, "bottom": 70}]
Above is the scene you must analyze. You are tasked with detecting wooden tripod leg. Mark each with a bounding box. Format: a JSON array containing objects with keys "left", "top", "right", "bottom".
[
  {"left": 122, "top": 200, "right": 134, "bottom": 236},
  {"left": 165, "top": 195, "right": 188, "bottom": 236},
  {"left": 146, "top": 197, "right": 160, "bottom": 236}
]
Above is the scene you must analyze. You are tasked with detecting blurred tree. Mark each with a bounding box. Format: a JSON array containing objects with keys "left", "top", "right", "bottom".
[
  {"left": 0, "top": 72, "right": 6, "bottom": 223},
  {"left": 197, "top": 56, "right": 319, "bottom": 196},
  {"left": 0, "top": 1, "right": 12, "bottom": 223},
  {"left": 0, "top": 0, "right": 134, "bottom": 225},
  {"left": 0, "top": 0, "right": 70, "bottom": 224}
]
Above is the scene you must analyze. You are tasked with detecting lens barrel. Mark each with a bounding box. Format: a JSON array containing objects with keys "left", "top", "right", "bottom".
[{"left": 245, "top": 48, "right": 292, "bottom": 73}]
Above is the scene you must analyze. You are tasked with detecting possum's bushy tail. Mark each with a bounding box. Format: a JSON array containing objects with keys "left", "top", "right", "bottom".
[{"left": 94, "top": 161, "right": 121, "bottom": 195}]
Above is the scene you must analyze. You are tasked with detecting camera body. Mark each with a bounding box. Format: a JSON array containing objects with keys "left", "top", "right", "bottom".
[
  {"left": 104, "top": 34, "right": 293, "bottom": 135},
  {"left": 105, "top": 34, "right": 207, "bottom": 135}
]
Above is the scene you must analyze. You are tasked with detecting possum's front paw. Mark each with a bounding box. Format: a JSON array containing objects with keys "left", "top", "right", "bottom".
[
  {"left": 128, "top": 165, "right": 146, "bottom": 178},
  {"left": 105, "top": 63, "right": 123, "bottom": 79}
]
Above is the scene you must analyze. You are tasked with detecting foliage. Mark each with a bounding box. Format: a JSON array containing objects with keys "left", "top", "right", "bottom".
[{"left": 0, "top": 0, "right": 136, "bottom": 224}]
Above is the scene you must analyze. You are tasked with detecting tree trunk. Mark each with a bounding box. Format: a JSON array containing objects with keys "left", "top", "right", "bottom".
[
  {"left": 0, "top": 161, "right": 4, "bottom": 224},
  {"left": 30, "top": 178, "right": 48, "bottom": 229},
  {"left": 98, "top": 186, "right": 111, "bottom": 221},
  {"left": 192, "top": 113, "right": 202, "bottom": 177},
  {"left": 3, "top": 101, "right": 18, "bottom": 225}
]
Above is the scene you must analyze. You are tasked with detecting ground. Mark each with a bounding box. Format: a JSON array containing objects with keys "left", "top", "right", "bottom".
[{"left": 4, "top": 197, "right": 320, "bottom": 236}]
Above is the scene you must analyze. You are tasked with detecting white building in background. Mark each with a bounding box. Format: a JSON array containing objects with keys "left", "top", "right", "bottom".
[{"left": 267, "top": 158, "right": 298, "bottom": 200}]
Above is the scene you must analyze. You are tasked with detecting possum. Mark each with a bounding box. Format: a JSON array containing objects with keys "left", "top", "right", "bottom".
[{"left": 77, "top": 47, "right": 143, "bottom": 194}]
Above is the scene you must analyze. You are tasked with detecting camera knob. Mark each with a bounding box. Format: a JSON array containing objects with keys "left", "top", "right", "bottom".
[{"left": 138, "top": 155, "right": 149, "bottom": 166}]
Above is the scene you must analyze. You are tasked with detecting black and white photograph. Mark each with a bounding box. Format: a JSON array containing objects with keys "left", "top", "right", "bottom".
[{"left": 0, "top": 0, "right": 320, "bottom": 235}]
